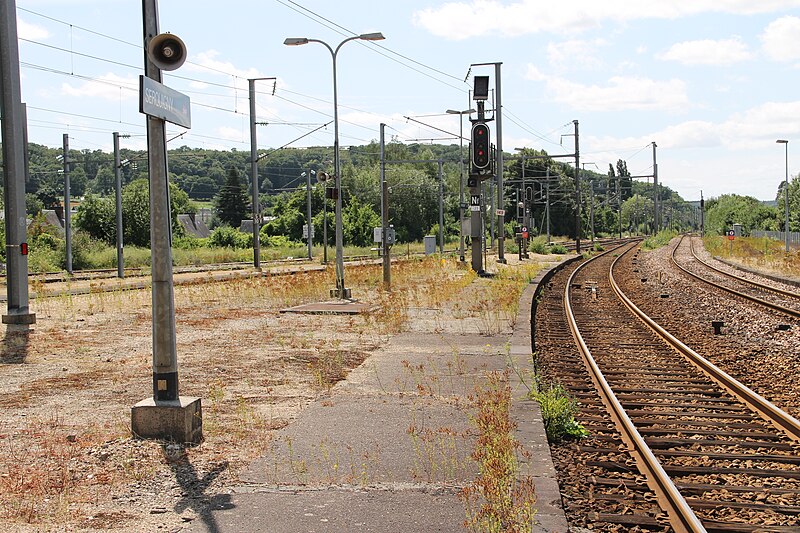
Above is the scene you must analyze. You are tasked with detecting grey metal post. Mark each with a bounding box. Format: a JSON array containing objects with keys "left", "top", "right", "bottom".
[
  {"left": 62, "top": 134, "right": 73, "bottom": 274},
  {"left": 445, "top": 109, "right": 471, "bottom": 262},
  {"left": 589, "top": 180, "right": 595, "bottom": 243},
  {"left": 617, "top": 175, "right": 622, "bottom": 238},
  {"left": 573, "top": 120, "right": 581, "bottom": 254},
  {"left": 306, "top": 170, "right": 313, "bottom": 260},
  {"left": 652, "top": 141, "right": 659, "bottom": 232},
  {"left": 546, "top": 177, "right": 551, "bottom": 244},
  {"left": 248, "top": 78, "right": 261, "bottom": 269},
  {"left": 494, "top": 63, "right": 506, "bottom": 263},
  {"left": 380, "top": 124, "right": 390, "bottom": 287},
  {"left": 458, "top": 115, "right": 465, "bottom": 261},
  {"left": 700, "top": 191, "right": 705, "bottom": 237},
  {"left": 113, "top": 132, "right": 125, "bottom": 278},
  {"left": 784, "top": 141, "right": 790, "bottom": 253},
  {"left": 322, "top": 186, "right": 328, "bottom": 264},
  {"left": 489, "top": 179, "right": 495, "bottom": 248},
  {"left": 438, "top": 159, "right": 444, "bottom": 254},
  {"left": 0, "top": 0, "right": 35, "bottom": 325},
  {"left": 143, "top": 0, "right": 179, "bottom": 402}
]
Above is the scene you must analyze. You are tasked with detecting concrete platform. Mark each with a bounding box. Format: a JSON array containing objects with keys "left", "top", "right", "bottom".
[{"left": 189, "top": 261, "right": 570, "bottom": 533}]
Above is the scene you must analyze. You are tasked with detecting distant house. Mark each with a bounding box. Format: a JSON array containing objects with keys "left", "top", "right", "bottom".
[{"left": 178, "top": 213, "right": 211, "bottom": 238}]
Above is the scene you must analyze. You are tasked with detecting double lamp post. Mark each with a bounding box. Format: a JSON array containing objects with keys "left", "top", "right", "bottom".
[{"left": 284, "top": 32, "right": 385, "bottom": 299}]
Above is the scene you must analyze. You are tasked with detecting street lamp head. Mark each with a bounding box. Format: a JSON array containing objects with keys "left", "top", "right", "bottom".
[
  {"left": 446, "top": 108, "right": 476, "bottom": 115},
  {"left": 283, "top": 37, "right": 309, "bottom": 46},
  {"left": 358, "top": 32, "right": 385, "bottom": 41},
  {"left": 777, "top": 139, "right": 788, "bottom": 144}
]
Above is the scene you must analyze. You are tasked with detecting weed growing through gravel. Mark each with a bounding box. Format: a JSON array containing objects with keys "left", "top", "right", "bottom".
[{"left": 461, "top": 370, "right": 537, "bottom": 533}]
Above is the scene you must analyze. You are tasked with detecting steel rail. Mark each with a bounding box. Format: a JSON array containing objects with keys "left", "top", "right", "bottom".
[
  {"left": 564, "top": 243, "right": 706, "bottom": 533},
  {"left": 687, "top": 235, "right": 800, "bottom": 300},
  {"left": 671, "top": 236, "right": 800, "bottom": 319},
  {"left": 613, "top": 245, "right": 800, "bottom": 441}
]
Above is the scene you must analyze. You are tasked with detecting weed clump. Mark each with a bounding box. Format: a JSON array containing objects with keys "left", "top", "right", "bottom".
[{"left": 461, "top": 371, "right": 536, "bottom": 532}]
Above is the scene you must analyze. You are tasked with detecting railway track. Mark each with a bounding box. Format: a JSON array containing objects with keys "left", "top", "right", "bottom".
[
  {"left": 536, "top": 242, "right": 800, "bottom": 532},
  {"left": 670, "top": 235, "right": 800, "bottom": 319}
]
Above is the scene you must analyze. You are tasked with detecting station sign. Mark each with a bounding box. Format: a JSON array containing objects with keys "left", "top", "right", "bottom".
[{"left": 140, "top": 75, "right": 191, "bottom": 128}]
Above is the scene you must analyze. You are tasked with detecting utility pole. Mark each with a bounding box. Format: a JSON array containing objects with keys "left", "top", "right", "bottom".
[
  {"left": 494, "top": 63, "right": 506, "bottom": 263},
  {"left": 113, "top": 132, "right": 127, "bottom": 278},
  {"left": 438, "top": 159, "right": 444, "bottom": 255},
  {"left": 380, "top": 124, "right": 390, "bottom": 287},
  {"left": 573, "top": 120, "right": 581, "bottom": 254},
  {"left": 653, "top": 141, "right": 660, "bottom": 232},
  {"left": 700, "top": 191, "right": 705, "bottom": 237},
  {"left": 546, "top": 169, "right": 551, "bottom": 244},
  {"left": 62, "top": 134, "right": 73, "bottom": 274},
  {"left": 306, "top": 170, "right": 313, "bottom": 260},
  {"left": 0, "top": 0, "right": 35, "bottom": 327},
  {"left": 248, "top": 77, "right": 275, "bottom": 270}
]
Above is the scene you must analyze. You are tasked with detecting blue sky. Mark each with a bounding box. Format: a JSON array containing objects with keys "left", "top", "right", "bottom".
[{"left": 12, "top": 0, "right": 800, "bottom": 201}]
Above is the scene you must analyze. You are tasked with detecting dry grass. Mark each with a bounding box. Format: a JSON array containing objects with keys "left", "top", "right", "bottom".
[
  {"left": 703, "top": 235, "right": 800, "bottom": 278},
  {"left": 0, "top": 256, "right": 497, "bottom": 531}
]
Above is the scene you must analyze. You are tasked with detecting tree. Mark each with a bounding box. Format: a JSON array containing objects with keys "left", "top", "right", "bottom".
[
  {"left": 214, "top": 166, "right": 250, "bottom": 227},
  {"left": 74, "top": 194, "right": 116, "bottom": 244},
  {"left": 706, "top": 194, "right": 780, "bottom": 235},
  {"left": 121, "top": 178, "right": 192, "bottom": 247},
  {"left": 342, "top": 196, "right": 380, "bottom": 247}
]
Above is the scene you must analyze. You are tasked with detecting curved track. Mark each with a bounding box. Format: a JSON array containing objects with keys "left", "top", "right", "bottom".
[
  {"left": 537, "top": 242, "right": 800, "bottom": 532},
  {"left": 671, "top": 235, "right": 800, "bottom": 319}
]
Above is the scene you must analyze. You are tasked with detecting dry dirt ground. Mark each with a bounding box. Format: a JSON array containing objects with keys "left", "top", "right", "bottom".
[{"left": 0, "top": 256, "right": 540, "bottom": 532}]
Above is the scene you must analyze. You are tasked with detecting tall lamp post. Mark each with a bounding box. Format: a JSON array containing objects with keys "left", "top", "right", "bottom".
[
  {"left": 777, "top": 139, "right": 790, "bottom": 253},
  {"left": 284, "top": 32, "right": 385, "bottom": 299},
  {"left": 446, "top": 108, "right": 475, "bottom": 263}
]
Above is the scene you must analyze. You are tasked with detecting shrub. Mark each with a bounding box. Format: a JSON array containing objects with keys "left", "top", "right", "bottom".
[
  {"left": 549, "top": 243, "right": 568, "bottom": 254},
  {"left": 531, "top": 382, "right": 587, "bottom": 442},
  {"left": 209, "top": 225, "right": 251, "bottom": 249}
]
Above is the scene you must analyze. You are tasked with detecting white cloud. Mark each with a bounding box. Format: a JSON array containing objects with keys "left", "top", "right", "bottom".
[
  {"left": 217, "top": 126, "right": 245, "bottom": 142},
  {"left": 761, "top": 16, "right": 800, "bottom": 62},
  {"left": 547, "top": 39, "right": 608, "bottom": 69},
  {"left": 526, "top": 64, "right": 689, "bottom": 111},
  {"left": 61, "top": 73, "right": 138, "bottom": 101},
  {"left": 17, "top": 18, "right": 49, "bottom": 40},
  {"left": 588, "top": 100, "right": 800, "bottom": 155},
  {"left": 658, "top": 37, "right": 753, "bottom": 65},
  {"left": 413, "top": 0, "right": 800, "bottom": 40}
]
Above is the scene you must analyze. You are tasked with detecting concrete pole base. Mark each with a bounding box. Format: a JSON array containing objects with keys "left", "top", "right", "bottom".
[
  {"left": 131, "top": 396, "right": 202, "bottom": 444},
  {"left": 2, "top": 313, "right": 36, "bottom": 325}
]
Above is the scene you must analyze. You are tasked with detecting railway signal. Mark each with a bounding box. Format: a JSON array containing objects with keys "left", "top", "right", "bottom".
[{"left": 471, "top": 122, "right": 490, "bottom": 171}]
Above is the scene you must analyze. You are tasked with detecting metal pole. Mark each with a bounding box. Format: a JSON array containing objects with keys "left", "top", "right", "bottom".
[
  {"left": 458, "top": 114, "right": 465, "bottom": 262},
  {"left": 494, "top": 62, "right": 506, "bottom": 263},
  {"left": 589, "top": 180, "right": 595, "bottom": 243},
  {"left": 458, "top": 113, "right": 465, "bottom": 263},
  {"left": 0, "top": 0, "right": 35, "bottom": 325},
  {"left": 113, "top": 132, "right": 124, "bottom": 278},
  {"left": 785, "top": 142, "right": 790, "bottom": 253},
  {"left": 248, "top": 79, "right": 261, "bottom": 269},
  {"left": 323, "top": 186, "right": 328, "bottom": 264},
  {"left": 573, "top": 120, "right": 581, "bottom": 254},
  {"left": 143, "top": 0, "right": 178, "bottom": 402},
  {"left": 306, "top": 170, "right": 313, "bottom": 260},
  {"left": 62, "top": 134, "right": 73, "bottom": 274},
  {"left": 652, "top": 141, "right": 659, "bottom": 232},
  {"left": 617, "top": 175, "right": 622, "bottom": 238},
  {"left": 380, "top": 124, "right": 390, "bottom": 287},
  {"left": 489, "top": 179, "right": 495, "bottom": 248},
  {"left": 438, "top": 159, "right": 444, "bottom": 255},
  {"left": 331, "top": 41, "right": 347, "bottom": 298},
  {"left": 546, "top": 170, "right": 551, "bottom": 244}
]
